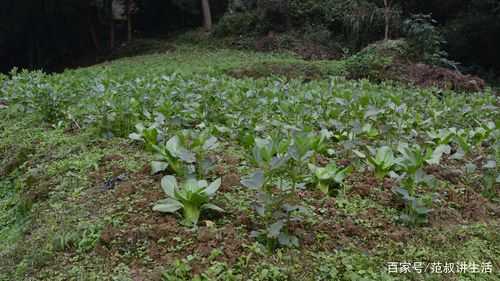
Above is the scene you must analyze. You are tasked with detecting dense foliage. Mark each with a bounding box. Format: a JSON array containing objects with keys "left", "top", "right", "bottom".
[
  {"left": 0, "top": 44, "right": 498, "bottom": 280},
  {"left": 1, "top": 0, "right": 499, "bottom": 76}
]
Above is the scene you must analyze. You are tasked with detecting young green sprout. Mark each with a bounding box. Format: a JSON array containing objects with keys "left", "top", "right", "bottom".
[
  {"left": 153, "top": 176, "right": 223, "bottom": 227},
  {"left": 308, "top": 162, "right": 350, "bottom": 195}
]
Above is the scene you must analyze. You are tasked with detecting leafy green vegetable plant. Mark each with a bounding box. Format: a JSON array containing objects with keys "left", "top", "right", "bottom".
[
  {"left": 392, "top": 187, "right": 433, "bottom": 226},
  {"left": 148, "top": 128, "right": 219, "bottom": 177},
  {"left": 129, "top": 123, "right": 161, "bottom": 152},
  {"left": 151, "top": 135, "right": 196, "bottom": 176},
  {"left": 397, "top": 143, "right": 450, "bottom": 175},
  {"left": 308, "top": 162, "right": 350, "bottom": 195},
  {"left": 153, "top": 175, "right": 223, "bottom": 226},
  {"left": 241, "top": 134, "right": 311, "bottom": 250},
  {"left": 356, "top": 146, "right": 398, "bottom": 180},
  {"left": 176, "top": 129, "right": 219, "bottom": 176},
  {"left": 427, "top": 128, "right": 456, "bottom": 145}
]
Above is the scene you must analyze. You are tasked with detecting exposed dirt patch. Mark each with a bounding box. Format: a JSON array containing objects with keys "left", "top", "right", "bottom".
[
  {"left": 386, "top": 63, "right": 485, "bottom": 92},
  {"left": 292, "top": 43, "right": 341, "bottom": 60},
  {"left": 221, "top": 173, "right": 241, "bottom": 192},
  {"left": 461, "top": 191, "right": 490, "bottom": 221},
  {"left": 348, "top": 172, "right": 379, "bottom": 198},
  {"left": 254, "top": 32, "right": 341, "bottom": 61},
  {"left": 425, "top": 165, "right": 462, "bottom": 184},
  {"left": 222, "top": 154, "right": 241, "bottom": 167},
  {"left": 429, "top": 207, "right": 464, "bottom": 227},
  {"left": 0, "top": 147, "right": 33, "bottom": 177},
  {"left": 101, "top": 154, "right": 125, "bottom": 163},
  {"left": 116, "top": 182, "right": 136, "bottom": 197}
]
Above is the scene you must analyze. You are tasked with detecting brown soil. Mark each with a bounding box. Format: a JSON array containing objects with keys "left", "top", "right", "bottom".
[
  {"left": 386, "top": 63, "right": 485, "bottom": 92},
  {"left": 292, "top": 43, "right": 341, "bottom": 60},
  {"left": 221, "top": 173, "right": 241, "bottom": 192},
  {"left": 0, "top": 147, "right": 32, "bottom": 177},
  {"left": 254, "top": 32, "right": 341, "bottom": 60},
  {"left": 425, "top": 165, "right": 462, "bottom": 184}
]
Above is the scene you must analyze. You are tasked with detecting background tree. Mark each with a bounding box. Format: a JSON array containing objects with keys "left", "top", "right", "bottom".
[{"left": 201, "top": 0, "right": 213, "bottom": 30}]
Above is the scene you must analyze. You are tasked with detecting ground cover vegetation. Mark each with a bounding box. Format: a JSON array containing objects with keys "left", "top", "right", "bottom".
[{"left": 0, "top": 42, "right": 499, "bottom": 280}]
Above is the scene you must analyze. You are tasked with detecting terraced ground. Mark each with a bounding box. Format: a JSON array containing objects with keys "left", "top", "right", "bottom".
[{"left": 0, "top": 43, "right": 499, "bottom": 281}]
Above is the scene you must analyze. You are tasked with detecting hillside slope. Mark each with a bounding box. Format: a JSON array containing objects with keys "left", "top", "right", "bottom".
[{"left": 1, "top": 44, "right": 499, "bottom": 281}]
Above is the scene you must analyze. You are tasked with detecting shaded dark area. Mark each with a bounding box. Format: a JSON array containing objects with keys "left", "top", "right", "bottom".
[
  {"left": 403, "top": 0, "right": 500, "bottom": 77},
  {"left": 0, "top": 0, "right": 228, "bottom": 73},
  {"left": 0, "top": 0, "right": 499, "bottom": 77}
]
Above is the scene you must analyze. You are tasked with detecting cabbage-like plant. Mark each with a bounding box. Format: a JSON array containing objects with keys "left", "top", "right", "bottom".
[
  {"left": 427, "top": 128, "right": 456, "bottom": 145},
  {"left": 251, "top": 136, "right": 290, "bottom": 169},
  {"left": 153, "top": 176, "right": 223, "bottom": 226},
  {"left": 356, "top": 146, "right": 398, "bottom": 180},
  {"left": 308, "top": 162, "right": 350, "bottom": 195},
  {"left": 397, "top": 143, "right": 450, "bottom": 175},
  {"left": 129, "top": 123, "right": 161, "bottom": 152},
  {"left": 151, "top": 136, "right": 196, "bottom": 176},
  {"left": 392, "top": 187, "right": 433, "bottom": 226}
]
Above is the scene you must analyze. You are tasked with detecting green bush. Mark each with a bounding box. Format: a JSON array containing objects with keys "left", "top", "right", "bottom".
[
  {"left": 344, "top": 49, "right": 391, "bottom": 81},
  {"left": 214, "top": 12, "right": 259, "bottom": 37},
  {"left": 403, "top": 14, "right": 450, "bottom": 66},
  {"left": 288, "top": 0, "right": 330, "bottom": 26},
  {"left": 302, "top": 24, "right": 332, "bottom": 47}
]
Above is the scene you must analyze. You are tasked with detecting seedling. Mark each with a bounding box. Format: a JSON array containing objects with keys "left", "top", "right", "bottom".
[
  {"left": 308, "top": 162, "right": 350, "bottom": 196},
  {"left": 151, "top": 136, "right": 196, "bottom": 176},
  {"left": 355, "top": 146, "right": 398, "bottom": 180},
  {"left": 153, "top": 175, "right": 223, "bottom": 226},
  {"left": 129, "top": 123, "right": 161, "bottom": 152},
  {"left": 392, "top": 187, "right": 433, "bottom": 226}
]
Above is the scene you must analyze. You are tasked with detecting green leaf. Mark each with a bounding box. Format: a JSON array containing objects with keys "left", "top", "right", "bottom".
[
  {"left": 268, "top": 220, "right": 284, "bottom": 238},
  {"left": 166, "top": 136, "right": 196, "bottom": 163},
  {"left": 204, "top": 178, "right": 221, "bottom": 196},
  {"left": 161, "top": 175, "right": 177, "bottom": 198},
  {"left": 377, "top": 146, "right": 395, "bottom": 166},
  {"left": 202, "top": 203, "right": 224, "bottom": 212},
  {"left": 241, "top": 170, "right": 265, "bottom": 190},
  {"left": 184, "top": 179, "right": 202, "bottom": 194},
  {"left": 352, "top": 149, "right": 366, "bottom": 158},
  {"left": 135, "top": 123, "right": 145, "bottom": 132},
  {"left": 153, "top": 198, "right": 183, "bottom": 213},
  {"left": 450, "top": 148, "right": 465, "bottom": 160},
  {"left": 129, "top": 133, "right": 143, "bottom": 141},
  {"left": 182, "top": 203, "right": 201, "bottom": 226},
  {"left": 392, "top": 187, "right": 410, "bottom": 200},
  {"left": 465, "top": 163, "right": 477, "bottom": 174},
  {"left": 202, "top": 136, "right": 218, "bottom": 150},
  {"left": 151, "top": 161, "right": 168, "bottom": 175},
  {"left": 426, "top": 144, "right": 450, "bottom": 165},
  {"left": 317, "top": 182, "right": 329, "bottom": 194},
  {"left": 414, "top": 206, "right": 432, "bottom": 215},
  {"left": 483, "top": 160, "right": 496, "bottom": 169}
]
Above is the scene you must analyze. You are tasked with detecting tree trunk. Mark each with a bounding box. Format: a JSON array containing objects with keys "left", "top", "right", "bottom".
[
  {"left": 107, "top": 0, "right": 115, "bottom": 49},
  {"left": 88, "top": 5, "right": 100, "bottom": 51},
  {"left": 110, "top": 20, "right": 115, "bottom": 49},
  {"left": 127, "top": 0, "right": 132, "bottom": 41},
  {"left": 384, "top": 0, "right": 390, "bottom": 41},
  {"left": 127, "top": 16, "right": 132, "bottom": 41},
  {"left": 201, "top": 0, "right": 212, "bottom": 31}
]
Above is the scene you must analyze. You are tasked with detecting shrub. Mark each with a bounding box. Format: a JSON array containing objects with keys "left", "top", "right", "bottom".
[
  {"left": 214, "top": 11, "right": 259, "bottom": 37},
  {"left": 403, "top": 14, "right": 451, "bottom": 67},
  {"left": 302, "top": 24, "right": 332, "bottom": 47},
  {"left": 256, "top": 0, "right": 291, "bottom": 32},
  {"left": 344, "top": 49, "right": 392, "bottom": 81}
]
